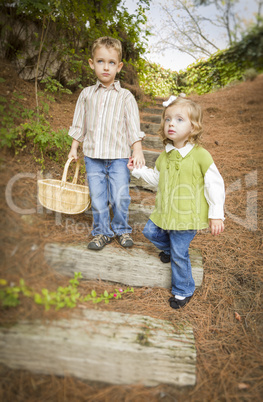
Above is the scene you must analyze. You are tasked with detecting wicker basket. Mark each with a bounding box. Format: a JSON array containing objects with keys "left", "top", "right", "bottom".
[{"left": 38, "top": 158, "right": 91, "bottom": 214}]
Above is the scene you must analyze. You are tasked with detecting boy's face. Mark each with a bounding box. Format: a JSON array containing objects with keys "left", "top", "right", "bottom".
[{"left": 89, "top": 46, "right": 123, "bottom": 87}]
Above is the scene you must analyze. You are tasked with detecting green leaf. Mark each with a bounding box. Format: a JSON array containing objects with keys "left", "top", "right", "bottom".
[{"left": 34, "top": 293, "right": 43, "bottom": 304}]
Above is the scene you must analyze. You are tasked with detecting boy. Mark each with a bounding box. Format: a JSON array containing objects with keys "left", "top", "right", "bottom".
[{"left": 68, "top": 36, "right": 145, "bottom": 250}]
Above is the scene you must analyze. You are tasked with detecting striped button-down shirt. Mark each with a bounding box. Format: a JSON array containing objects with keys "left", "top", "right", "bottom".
[{"left": 68, "top": 80, "right": 145, "bottom": 159}]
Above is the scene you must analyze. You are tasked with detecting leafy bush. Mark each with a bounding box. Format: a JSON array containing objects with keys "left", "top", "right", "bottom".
[
  {"left": 0, "top": 273, "right": 134, "bottom": 310},
  {"left": 243, "top": 68, "right": 258, "bottom": 81},
  {"left": 138, "top": 25, "right": 263, "bottom": 97},
  {"left": 137, "top": 59, "right": 177, "bottom": 97},
  {"left": 0, "top": 89, "right": 72, "bottom": 168}
]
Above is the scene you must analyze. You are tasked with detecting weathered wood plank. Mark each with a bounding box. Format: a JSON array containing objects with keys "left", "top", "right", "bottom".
[
  {"left": 141, "top": 114, "right": 161, "bottom": 124},
  {"left": 84, "top": 203, "right": 155, "bottom": 225},
  {"left": 130, "top": 175, "right": 157, "bottom": 191},
  {"left": 142, "top": 149, "right": 161, "bottom": 167},
  {"left": 143, "top": 135, "right": 163, "bottom": 150},
  {"left": 141, "top": 122, "right": 159, "bottom": 135},
  {"left": 44, "top": 243, "right": 203, "bottom": 289},
  {"left": 142, "top": 107, "right": 163, "bottom": 115},
  {"left": 128, "top": 203, "right": 155, "bottom": 224},
  {"left": 0, "top": 309, "right": 196, "bottom": 387}
]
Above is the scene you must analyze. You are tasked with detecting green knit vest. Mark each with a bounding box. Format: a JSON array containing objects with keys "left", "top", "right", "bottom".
[{"left": 150, "top": 145, "right": 214, "bottom": 230}]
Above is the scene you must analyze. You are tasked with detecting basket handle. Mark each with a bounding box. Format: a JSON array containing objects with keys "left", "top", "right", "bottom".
[{"left": 61, "top": 157, "right": 80, "bottom": 185}]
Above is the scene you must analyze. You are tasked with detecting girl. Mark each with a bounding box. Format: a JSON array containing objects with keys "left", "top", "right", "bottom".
[{"left": 128, "top": 96, "right": 225, "bottom": 309}]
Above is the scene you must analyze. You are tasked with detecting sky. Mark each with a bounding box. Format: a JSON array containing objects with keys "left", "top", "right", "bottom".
[{"left": 122, "top": 0, "right": 261, "bottom": 72}]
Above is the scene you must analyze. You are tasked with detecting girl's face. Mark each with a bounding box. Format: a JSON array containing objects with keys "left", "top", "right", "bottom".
[{"left": 164, "top": 104, "right": 193, "bottom": 149}]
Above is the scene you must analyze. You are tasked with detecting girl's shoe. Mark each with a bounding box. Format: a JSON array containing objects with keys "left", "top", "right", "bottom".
[
  {"left": 168, "top": 295, "right": 193, "bottom": 309},
  {"left": 117, "top": 233, "right": 134, "bottom": 248},
  {"left": 159, "top": 251, "right": 171, "bottom": 263},
  {"left": 88, "top": 234, "right": 112, "bottom": 250}
]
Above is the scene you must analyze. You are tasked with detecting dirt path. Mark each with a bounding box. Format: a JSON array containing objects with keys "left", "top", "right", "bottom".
[{"left": 0, "top": 62, "right": 262, "bottom": 401}]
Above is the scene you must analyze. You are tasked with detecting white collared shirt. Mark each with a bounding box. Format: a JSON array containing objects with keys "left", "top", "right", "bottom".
[{"left": 132, "top": 143, "right": 225, "bottom": 220}]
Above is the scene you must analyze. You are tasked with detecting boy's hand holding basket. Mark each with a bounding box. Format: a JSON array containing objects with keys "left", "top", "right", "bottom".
[{"left": 38, "top": 158, "right": 91, "bottom": 214}]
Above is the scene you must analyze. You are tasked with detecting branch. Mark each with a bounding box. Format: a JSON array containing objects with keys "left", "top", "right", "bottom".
[
  {"left": 178, "top": 0, "right": 219, "bottom": 50},
  {"left": 35, "top": 15, "right": 50, "bottom": 120}
]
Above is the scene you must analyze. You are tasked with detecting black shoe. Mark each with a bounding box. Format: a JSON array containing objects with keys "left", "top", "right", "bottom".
[
  {"left": 169, "top": 295, "right": 193, "bottom": 309},
  {"left": 159, "top": 251, "right": 171, "bottom": 263},
  {"left": 88, "top": 235, "right": 112, "bottom": 250}
]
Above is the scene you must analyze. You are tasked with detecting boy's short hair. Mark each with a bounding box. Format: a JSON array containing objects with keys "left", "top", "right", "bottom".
[
  {"left": 91, "top": 36, "right": 122, "bottom": 61},
  {"left": 158, "top": 97, "right": 203, "bottom": 146}
]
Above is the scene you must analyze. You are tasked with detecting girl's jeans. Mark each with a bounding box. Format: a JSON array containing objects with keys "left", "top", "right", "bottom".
[
  {"left": 84, "top": 157, "right": 132, "bottom": 237},
  {"left": 143, "top": 219, "right": 197, "bottom": 297}
]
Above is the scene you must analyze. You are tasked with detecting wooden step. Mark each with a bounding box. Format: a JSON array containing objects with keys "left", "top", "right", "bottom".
[
  {"left": 0, "top": 309, "right": 196, "bottom": 387},
  {"left": 140, "top": 149, "right": 160, "bottom": 167},
  {"left": 44, "top": 243, "right": 203, "bottom": 290},
  {"left": 141, "top": 122, "right": 159, "bottom": 135},
  {"left": 128, "top": 203, "right": 155, "bottom": 224},
  {"left": 141, "top": 114, "right": 161, "bottom": 124},
  {"left": 142, "top": 107, "right": 163, "bottom": 115},
  {"left": 85, "top": 203, "right": 155, "bottom": 225},
  {"left": 130, "top": 175, "right": 157, "bottom": 191},
  {"left": 143, "top": 135, "right": 163, "bottom": 150}
]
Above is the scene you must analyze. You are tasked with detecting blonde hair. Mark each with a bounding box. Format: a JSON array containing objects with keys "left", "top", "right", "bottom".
[
  {"left": 91, "top": 36, "right": 122, "bottom": 61},
  {"left": 158, "top": 97, "right": 203, "bottom": 146}
]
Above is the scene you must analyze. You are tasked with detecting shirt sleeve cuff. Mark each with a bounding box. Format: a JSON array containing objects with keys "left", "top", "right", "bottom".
[
  {"left": 208, "top": 206, "right": 225, "bottom": 221},
  {"left": 68, "top": 127, "right": 85, "bottom": 143},
  {"left": 130, "top": 131, "right": 145, "bottom": 145},
  {"left": 132, "top": 167, "right": 145, "bottom": 179}
]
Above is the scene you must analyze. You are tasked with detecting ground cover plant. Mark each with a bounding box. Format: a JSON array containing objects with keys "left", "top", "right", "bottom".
[{"left": 0, "top": 60, "right": 262, "bottom": 401}]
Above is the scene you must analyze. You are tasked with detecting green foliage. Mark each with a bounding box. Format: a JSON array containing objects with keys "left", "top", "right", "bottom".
[
  {"left": 0, "top": 88, "right": 72, "bottom": 168},
  {"left": 243, "top": 68, "right": 258, "bottom": 81},
  {"left": 40, "top": 77, "right": 72, "bottom": 95},
  {"left": 139, "top": 25, "right": 263, "bottom": 98},
  {"left": 1, "top": 0, "right": 150, "bottom": 90},
  {"left": 137, "top": 59, "right": 177, "bottom": 97},
  {"left": 0, "top": 273, "right": 134, "bottom": 311}
]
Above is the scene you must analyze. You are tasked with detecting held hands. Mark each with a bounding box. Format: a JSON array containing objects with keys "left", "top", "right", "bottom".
[
  {"left": 127, "top": 156, "right": 134, "bottom": 170},
  {"left": 209, "top": 219, "right": 224, "bottom": 235},
  {"left": 131, "top": 149, "right": 145, "bottom": 169}
]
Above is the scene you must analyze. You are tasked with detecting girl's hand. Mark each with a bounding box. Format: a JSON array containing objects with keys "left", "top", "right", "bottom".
[
  {"left": 127, "top": 156, "right": 134, "bottom": 170},
  {"left": 209, "top": 219, "right": 224, "bottom": 235}
]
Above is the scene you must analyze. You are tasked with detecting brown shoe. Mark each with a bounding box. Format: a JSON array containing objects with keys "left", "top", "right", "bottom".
[
  {"left": 117, "top": 233, "right": 134, "bottom": 248},
  {"left": 88, "top": 235, "right": 112, "bottom": 250}
]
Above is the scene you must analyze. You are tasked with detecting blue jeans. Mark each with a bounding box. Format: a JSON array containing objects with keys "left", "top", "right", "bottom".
[
  {"left": 143, "top": 219, "right": 197, "bottom": 297},
  {"left": 84, "top": 157, "right": 132, "bottom": 237}
]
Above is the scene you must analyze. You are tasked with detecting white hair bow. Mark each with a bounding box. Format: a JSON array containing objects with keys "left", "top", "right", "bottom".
[{"left": 162, "top": 93, "right": 186, "bottom": 107}]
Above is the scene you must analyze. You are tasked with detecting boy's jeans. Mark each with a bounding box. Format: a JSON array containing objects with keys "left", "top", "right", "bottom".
[
  {"left": 143, "top": 219, "right": 197, "bottom": 297},
  {"left": 84, "top": 157, "right": 132, "bottom": 237}
]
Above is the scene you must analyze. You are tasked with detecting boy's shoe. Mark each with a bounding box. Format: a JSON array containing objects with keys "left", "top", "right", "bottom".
[
  {"left": 159, "top": 251, "right": 171, "bottom": 263},
  {"left": 168, "top": 295, "right": 193, "bottom": 310},
  {"left": 88, "top": 234, "right": 112, "bottom": 250},
  {"left": 117, "top": 233, "right": 134, "bottom": 248}
]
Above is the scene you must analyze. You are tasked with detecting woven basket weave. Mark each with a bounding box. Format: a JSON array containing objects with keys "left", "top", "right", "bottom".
[{"left": 38, "top": 158, "right": 91, "bottom": 214}]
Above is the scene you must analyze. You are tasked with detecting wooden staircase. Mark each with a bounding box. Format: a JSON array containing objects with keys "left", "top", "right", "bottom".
[{"left": 0, "top": 99, "right": 203, "bottom": 388}]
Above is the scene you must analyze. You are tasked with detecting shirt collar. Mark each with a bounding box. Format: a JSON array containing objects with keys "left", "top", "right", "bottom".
[
  {"left": 165, "top": 142, "right": 194, "bottom": 157},
  {"left": 95, "top": 80, "right": 121, "bottom": 92}
]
